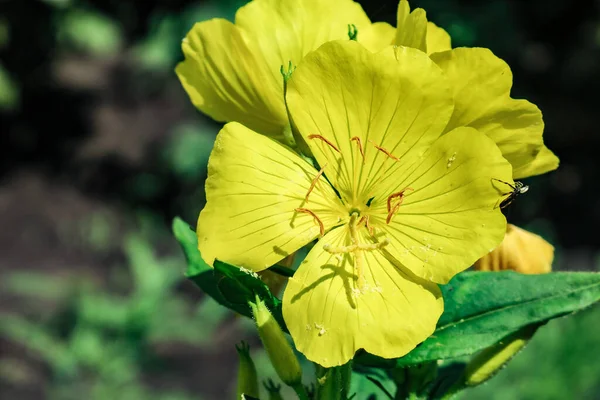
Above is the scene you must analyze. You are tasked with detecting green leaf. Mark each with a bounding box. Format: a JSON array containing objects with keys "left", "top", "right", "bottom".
[
  {"left": 172, "top": 217, "right": 228, "bottom": 306},
  {"left": 172, "top": 217, "right": 284, "bottom": 325},
  {"left": 357, "top": 271, "right": 600, "bottom": 368}
]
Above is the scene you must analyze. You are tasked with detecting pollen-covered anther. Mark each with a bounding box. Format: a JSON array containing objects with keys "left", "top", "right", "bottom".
[
  {"left": 295, "top": 208, "right": 325, "bottom": 236},
  {"left": 350, "top": 136, "right": 365, "bottom": 164},
  {"left": 386, "top": 188, "right": 414, "bottom": 224},
  {"left": 308, "top": 134, "right": 341, "bottom": 153},
  {"left": 369, "top": 140, "right": 400, "bottom": 161}
]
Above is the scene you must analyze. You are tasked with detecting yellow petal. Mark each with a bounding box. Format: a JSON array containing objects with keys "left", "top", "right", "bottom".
[
  {"left": 426, "top": 22, "right": 452, "bottom": 54},
  {"left": 197, "top": 122, "right": 345, "bottom": 271},
  {"left": 360, "top": 22, "right": 396, "bottom": 52},
  {"left": 370, "top": 127, "right": 512, "bottom": 284},
  {"left": 177, "top": 0, "right": 376, "bottom": 140},
  {"left": 176, "top": 19, "right": 287, "bottom": 139},
  {"left": 512, "top": 145, "right": 559, "bottom": 179},
  {"left": 236, "top": 0, "right": 372, "bottom": 68},
  {"left": 474, "top": 224, "right": 554, "bottom": 274},
  {"left": 286, "top": 40, "right": 453, "bottom": 205},
  {"left": 430, "top": 48, "right": 559, "bottom": 179},
  {"left": 283, "top": 226, "right": 443, "bottom": 367},
  {"left": 394, "top": 0, "right": 428, "bottom": 52}
]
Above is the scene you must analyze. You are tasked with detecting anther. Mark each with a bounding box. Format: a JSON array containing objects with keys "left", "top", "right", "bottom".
[
  {"left": 386, "top": 188, "right": 414, "bottom": 214},
  {"left": 350, "top": 136, "right": 365, "bottom": 164},
  {"left": 304, "top": 163, "right": 327, "bottom": 203},
  {"left": 358, "top": 215, "right": 374, "bottom": 236},
  {"left": 295, "top": 208, "right": 325, "bottom": 236},
  {"left": 308, "top": 134, "right": 341, "bottom": 153},
  {"left": 386, "top": 188, "right": 414, "bottom": 224},
  {"left": 369, "top": 140, "right": 399, "bottom": 161}
]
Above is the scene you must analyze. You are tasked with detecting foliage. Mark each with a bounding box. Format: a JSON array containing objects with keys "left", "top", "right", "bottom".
[
  {"left": 173, "top": 218, "right": 600, "bottom": 399},
  {"left": 0, "top": 235, "right": 228, "bottom": 400}
]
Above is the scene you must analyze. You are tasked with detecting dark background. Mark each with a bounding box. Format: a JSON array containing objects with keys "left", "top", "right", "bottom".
[{"left": 1, "top": 0, "right": 598, "bottom": 399}]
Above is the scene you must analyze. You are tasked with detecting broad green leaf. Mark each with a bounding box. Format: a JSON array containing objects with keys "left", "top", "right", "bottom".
[
  {"left": 465, "top": 304, "right": 600, "bottom": 399},
  {"left": 172, "top": 217, "right": 284, "bottom": 325},
  {"left": 357, "top": 271, "right": 600, "bottom": 367}
]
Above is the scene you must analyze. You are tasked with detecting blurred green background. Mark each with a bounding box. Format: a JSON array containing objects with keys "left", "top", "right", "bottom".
[{"left": 1, "top": 0, "right": 599, "bottom": 399}]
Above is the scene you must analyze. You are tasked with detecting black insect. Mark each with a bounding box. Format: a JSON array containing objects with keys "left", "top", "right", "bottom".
[{"left": 493, "top": 179, "right": 529, "bottom": 209}]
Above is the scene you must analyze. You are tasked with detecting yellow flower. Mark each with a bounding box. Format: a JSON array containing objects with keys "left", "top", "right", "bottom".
[
  {"left": 176, "top": 0, "right": 392, "bottom": 143},
  {"left": 387, "top": 0, "right": 559, "bottom": 179},
  {"left": 474, "top": 224, "right": 554, "bottom": 274},
  {"left": 197, "top": 41, "right": 513, "bottom": 367}
]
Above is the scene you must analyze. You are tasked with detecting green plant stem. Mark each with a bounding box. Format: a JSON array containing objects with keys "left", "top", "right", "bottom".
[{"left": 292, "top": 383, "right": 310, "bottom": 400}]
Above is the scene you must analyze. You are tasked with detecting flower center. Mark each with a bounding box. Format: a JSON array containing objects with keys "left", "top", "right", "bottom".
[{"left": 322, "top": 212, "right": 388, "bottom": 291}]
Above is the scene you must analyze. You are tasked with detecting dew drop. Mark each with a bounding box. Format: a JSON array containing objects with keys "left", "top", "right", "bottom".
[{"left": 446, "top": 152, "right": 457, "bottom": 168}]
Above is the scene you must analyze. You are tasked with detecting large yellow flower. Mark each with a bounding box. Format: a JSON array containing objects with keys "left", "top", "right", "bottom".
[
  {"left": 197, "top": 41, "right": 513, "bottom": 367},
  {"left": 176, "top": 0, "right": 393, "bottom": 143},
  {"left": 388, "top": 0, "right": 559, "bottom": 179}
]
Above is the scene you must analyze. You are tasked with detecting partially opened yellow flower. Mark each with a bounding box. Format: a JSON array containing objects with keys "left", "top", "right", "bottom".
[
  {"left": 176, "top": 0, "right": 392, "bottom": 143},
  {"left": 389, "top": 0, "right": 559, "bottom": 179},
  {"left": 475, "top": 224, "right": 554, "bottom": 274},
  {"left": 197, "top": 41, "right": 513, "bottom": 367}
]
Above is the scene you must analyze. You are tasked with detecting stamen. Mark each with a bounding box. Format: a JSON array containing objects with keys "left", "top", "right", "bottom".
[
  {"left": 304, "top": 163, "right": 327, "bottom": 203},
  {"left": 386, "top": 202, "right": 402, "bottom": 224},
  {"left": 358, "top": 215, "right": 374, "bottom": 236},
  {"left": 386, "top": 188, "right": 414, "bottom": 224},
  {"left": 369, "top": 140, "right": 399, "bottom": 161},
  {"left": 308, "top": 134, "right": 341, "bottom": 153},
  {"left": 350, "top": 136, "right": 365, "bottom": 164},
  {"left": 386, "top": 188, "right": 414, "bottom": 213},
  {"left": 295, "top": 208, "right": 325, "bottom": 236}
]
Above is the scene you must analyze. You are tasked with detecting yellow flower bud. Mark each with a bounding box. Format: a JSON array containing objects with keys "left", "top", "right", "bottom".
[
  {"left": 250, "top": 296, "right": 302, "bottom": 387},
  {"left": 474, "top": 224, "right": 554, "bottom": 274},
  {"left": 236, "top": 341, "right": 259, "bottom": 398}
]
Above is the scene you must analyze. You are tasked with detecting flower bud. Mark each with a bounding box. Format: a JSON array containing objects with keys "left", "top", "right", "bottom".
[
  {"left": 474, "top": 224, "right": 554, "bottom": 274},
  {"left": 236, "top": 341, "right": 259, "bottom": 398},
  {"left": 464, "top": 325, "right": 538, "bottom": 386},
  {"left": 250, "top": 296, "right": 302, "bottom": 387}
]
